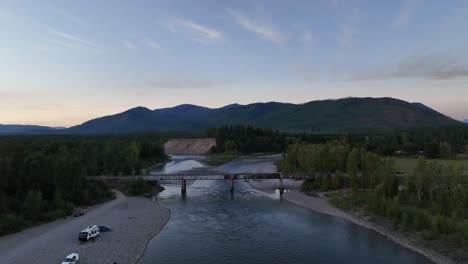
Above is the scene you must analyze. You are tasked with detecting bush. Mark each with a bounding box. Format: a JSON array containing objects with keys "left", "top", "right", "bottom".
[
  {"left": 302, "top": 178, "right": 321, "bottom": 192},
  {"left": 123, "top": 178, "right": 153, "bottom": 196},
  {"left": 0, "top": 214, "right": 28, "bottom": 236}
]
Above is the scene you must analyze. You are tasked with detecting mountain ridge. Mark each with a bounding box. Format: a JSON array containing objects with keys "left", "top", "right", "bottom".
[{"left": 1, "top": 97, "right": 464, "bottom": 135}]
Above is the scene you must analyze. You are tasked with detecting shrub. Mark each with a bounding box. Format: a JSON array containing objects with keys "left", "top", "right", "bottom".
[{"left": 0, "top": 214, "right": 27, "bottom": 236}]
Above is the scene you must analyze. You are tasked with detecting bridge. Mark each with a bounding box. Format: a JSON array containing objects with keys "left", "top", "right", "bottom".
[{"left": 91, "top": 172, "right": 310, "bottom": 194}]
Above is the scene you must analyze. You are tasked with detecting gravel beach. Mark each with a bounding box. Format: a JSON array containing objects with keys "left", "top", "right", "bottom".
[{"left": 0, "top": 192, "right": 170, "bottom": 264}]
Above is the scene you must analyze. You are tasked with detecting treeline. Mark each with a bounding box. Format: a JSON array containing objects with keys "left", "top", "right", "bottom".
[
  {"left": 0, "top": 135, "right": 167, "bottom": 235},
  {"left": 205, "top": 125, "right": 290, "bottom": 153},
  {"left": 205, "top": 125, "right": 468, "bottom": 159},
  {"left": 279, "top": 142, "right": 468, "bottom": 256},
  {"left": 364, "top": 126, "right": 468, "bottom": 158},
  {"left": 277, "top": 142, "right": 394, "bottom": 192}
]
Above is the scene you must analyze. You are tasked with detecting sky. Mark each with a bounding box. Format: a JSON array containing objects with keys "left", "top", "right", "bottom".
[{"left": 1, "top": 0, "right": 467, "bottom": 127}]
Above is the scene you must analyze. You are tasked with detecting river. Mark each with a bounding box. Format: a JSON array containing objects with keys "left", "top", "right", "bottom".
[{"left": 139, "top": 155, "right": 433, "bottom": 264}]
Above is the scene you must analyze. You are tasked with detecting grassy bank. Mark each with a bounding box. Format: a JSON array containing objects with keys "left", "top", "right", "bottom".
[
  {"left": 203, "top": 152, "right": 242, "bottom": 166},
  {"left": 394, "top": 157, "right": 468, "bottom": 174},
  {"left": 328, "top": 191, "right": 468, "bottom": 262}
]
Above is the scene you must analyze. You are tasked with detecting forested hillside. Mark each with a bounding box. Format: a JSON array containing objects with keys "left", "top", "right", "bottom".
[{"left": 65, "top": 97, "right": 463, "bottom": 134}]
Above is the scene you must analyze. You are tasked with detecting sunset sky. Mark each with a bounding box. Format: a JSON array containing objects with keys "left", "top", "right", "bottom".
[{"left": 1, "top": 0, "right": 467, "bottom": 127}]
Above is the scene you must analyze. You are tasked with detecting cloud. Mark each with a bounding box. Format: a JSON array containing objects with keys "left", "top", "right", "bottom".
[
  {"left": 392, "top": 0, "right": 423, "bottom": 28},
  {"left": 147, "top": 80, "right": 229, "bottom": 90},
  {"left": 330, "top": 0, "right": 339, "bottom": 6},
  {"left": 226, "top": 8, "right": 284, "bottom": 44},
  {"left": 352, "top": 49, "right": 468, "bottom": 80},
  {"left": 302, "top": 29, "right": 317, "bottom": 57},
  {"left": 168, "top": 18, "right": 223, "bottom": 44},
  {"left": 145, "top": 39, "right": 160, "bottom": 49},
  {"left": 45, "top": 27, "right": 99, "bottom": 51},
  {"left": 123, "top": 40, "right": 136, "bottom": 51},
  {"left": 337, "top": 8, "right": 361, "bottom": 49}
]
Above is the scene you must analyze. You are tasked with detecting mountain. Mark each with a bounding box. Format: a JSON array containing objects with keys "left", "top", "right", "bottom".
[
  {"left": 464, "top": 119, "right": 468, "bottom": 124},
  {"left": 412, "top": 102, "right": 441, "bottom": 115},
  {"left": 65, "top": 97, "right": 463, "bottom": 134},
  {"left": 0, "top": 125, "right": 65, "bottom": 135}
]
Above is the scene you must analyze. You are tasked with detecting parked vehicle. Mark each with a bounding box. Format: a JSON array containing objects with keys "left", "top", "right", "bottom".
[
  {"left": 78, "top": 225, "right": 100, "bottom": 242},
  {"left": 73, "top": 212, "right": 84, "bottom": 217},
  {"left": 98, "top": 225, "right": 112, "bottom": 232},
  {"left": 61, "top": 252, "right": 79, "bottom": 264}
]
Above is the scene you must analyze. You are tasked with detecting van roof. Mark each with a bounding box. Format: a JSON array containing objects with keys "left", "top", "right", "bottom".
[{"left": 81, "top": 225, "right": 98, "bottom": 233}]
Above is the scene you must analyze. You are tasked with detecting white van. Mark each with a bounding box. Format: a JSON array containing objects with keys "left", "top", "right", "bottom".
[{"left": 78, "top": 225, "right": 100, "bottom": 242}]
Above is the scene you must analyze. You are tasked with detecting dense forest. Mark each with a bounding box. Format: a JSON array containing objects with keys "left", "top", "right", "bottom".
[
  {"left": 363, "top": 126, "right": 468, "bottom": 157},
  {"left": 0, "top": 135, "right": 167, "bottom": 235},
  {"left": 205, "top": 125, "right": 468, "bottom": 160},
  {"left": 205, "top": 125, "right": 290, "bottom": 153},
  {"left": 278, "top": 142, "right": 468, "bottom": 260}
]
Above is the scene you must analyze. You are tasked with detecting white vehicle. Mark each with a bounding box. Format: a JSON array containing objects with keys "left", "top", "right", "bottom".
[
  {"left": 61, "top": 252, "right": 79, "bottom": 264},
  {"left": 78, "top": 225, "right": 100, "bottom": 242}
]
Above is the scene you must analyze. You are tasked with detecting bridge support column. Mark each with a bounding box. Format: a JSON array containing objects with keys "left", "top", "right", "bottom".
[
  {"left": 278, "top": 173, "right": 285, "bottom": 199},
  {"left": 181, "top": 179, "right": 187, "bottom": 194},
  {"left": 279, "top": 173, "right": 284, "bottom": 189},
  {"left": 230, "top": 176, "right": 235, "bottom": 193}
]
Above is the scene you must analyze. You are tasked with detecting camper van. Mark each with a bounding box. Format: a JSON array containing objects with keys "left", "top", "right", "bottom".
[{"left": 78, "top": 225, "right": 100, "bottom": 242}]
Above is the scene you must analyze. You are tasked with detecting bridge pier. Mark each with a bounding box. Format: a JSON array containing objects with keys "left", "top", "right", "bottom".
[
  {"left": 278, "top": 174, "right": 285, "bottom": 198},
  {"left": 181, "top": 179, "right": 187, "bottom": 194},
  {"left": 230, "top": 176, "right": 234, "bottom": 193}
]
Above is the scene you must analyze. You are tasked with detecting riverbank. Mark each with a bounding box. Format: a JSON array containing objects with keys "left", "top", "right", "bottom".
[
  {"left": 0, "top": 191, "right": 170, "bottom": 264},
  {"left": 248, "top": 180, "right": 453, "bottom": 264}
]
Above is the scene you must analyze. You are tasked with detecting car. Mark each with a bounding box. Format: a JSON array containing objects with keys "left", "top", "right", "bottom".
[
  {"left": 78, "top": 225, "right": 100, "bottom": 242},
  {"left": 98, "top": 225, "right": 112, "bottom": 232},
  {"left": 73, "top": 212, "right": 84, "bottom": 217},
  {"left": 61, "top": 252, "right": 79, "bottom": 264}
]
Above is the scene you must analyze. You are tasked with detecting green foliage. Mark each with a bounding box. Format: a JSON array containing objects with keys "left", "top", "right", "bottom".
[
  {"left": 206, "top": 125, "right": 289, "bottom": 154},
  {"left": 122, "top": 178, "right": 153, "bottom": 196},
  {"left": 439, "top": 141, "right": 453, "bottom": 159},
  {"left": 0, "top": 214, "right": 27, "bottom": 235},
  {"left": 0, "top": 135, "right": 165, "bottom": 235},
  {"left": 281, "top": 138, "right": 468, "bottom": 256},
  {"left": 328, "top": 192, "right": 367, "bottom": 211},
  {"left": 23, "top": 190, "right": 45, "bottom": 222},
  {"left": 204, "top": 152, "right": 242, "bottom": 166}
]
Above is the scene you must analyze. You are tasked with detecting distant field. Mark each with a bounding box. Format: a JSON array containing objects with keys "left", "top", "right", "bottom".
[{"left": 394, "top": 157, "right": 468, "bottom": 174}]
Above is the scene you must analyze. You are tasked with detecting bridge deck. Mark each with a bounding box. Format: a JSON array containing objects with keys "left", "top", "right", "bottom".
[{"left": 91, "top": 172, "right": 309, "bottom": 181}]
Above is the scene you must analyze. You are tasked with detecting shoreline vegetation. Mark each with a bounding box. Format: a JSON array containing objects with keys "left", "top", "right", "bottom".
[
  {"left": 247, "top": 179, "right": 453, "bottom": 264},
  {"left": 276, "top": 141, "right": 468, "bottom": 264},
  {"left": 0, "top": 135, "right": 168, "bottom": 236}
]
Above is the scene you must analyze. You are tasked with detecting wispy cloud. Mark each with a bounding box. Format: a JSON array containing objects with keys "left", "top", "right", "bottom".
[
  {"left": 302, "top": 29, "right": 317, "bottom": 58},
  {"left": 51, "top": 7, "right": 88, "bottom": 27},
  {"left": 145, "top": 39, "right": 160, "bottom": 49},
  {"left": 352, "top": 49, "right": 468, "bottom": 80},
  {"left": 226, "top": 8, "right": 284, "bottom": 44},
  {"left": 123, "top": 40, "right": 136, "bottom": 51},
  {"left": 167, "top": 18, "right": 224, "bottom": 44},
  {"left": 45, "top": 27, "right": 99, "bottom": 51},
  {"left": 392, "top": 0, "right": 423, "bottom": 28},
  {"left": 329, "top": 0, "right": 340, "bottom": 7},
  {"left": 337, "top": 8, "right": 361, "bottom": 49},
  {"left": 147, "top": 80, "right": 229, "bottom": 90}
]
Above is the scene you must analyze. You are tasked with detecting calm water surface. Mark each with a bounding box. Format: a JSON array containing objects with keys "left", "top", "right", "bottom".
[{"left": 140, "top": 156, "right": 433, "bottom": 264}]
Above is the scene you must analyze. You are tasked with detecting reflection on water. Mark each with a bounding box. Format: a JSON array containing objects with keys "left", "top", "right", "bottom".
[{"left": 140, "top": 156, "right": 433, "bottom": 264}]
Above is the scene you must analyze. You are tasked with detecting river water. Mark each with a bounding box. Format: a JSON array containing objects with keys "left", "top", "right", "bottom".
[{"left": 139, "top": 155, "right": 433, "bottom": 264}]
